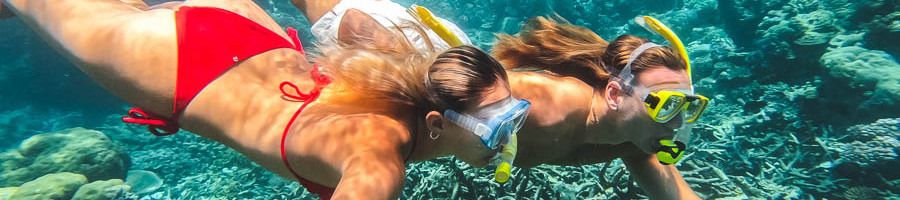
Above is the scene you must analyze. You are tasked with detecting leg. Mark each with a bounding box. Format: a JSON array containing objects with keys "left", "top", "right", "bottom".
[{"left": 3, "top": 0, "right": 178, "bottom": 115}]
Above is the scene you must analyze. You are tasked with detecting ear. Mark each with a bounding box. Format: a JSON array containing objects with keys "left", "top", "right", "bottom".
[
  {"left": 605, "top": 81, "right": 624, "bottom": 111},
  {"left": 337, "top": 8, "right": 395, "bottom": 47},
  {"left": 425, "top": 111, "right": 446, "bottom": 134}
]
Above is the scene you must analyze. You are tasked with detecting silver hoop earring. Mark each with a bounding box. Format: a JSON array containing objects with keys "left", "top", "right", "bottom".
[{"left": 429, "top": 130, "right": 440, "bottom": 140}]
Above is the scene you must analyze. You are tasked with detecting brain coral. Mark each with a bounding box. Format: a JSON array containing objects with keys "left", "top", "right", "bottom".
[
  {"left": 9, "top": 172, "right": 88, "bottom": 200},
  {"left": 0, "top": 127, "right": 128, "bottom": 187},
  {"left": 819, "top": 46, "right": 900, "bottom": 120}
]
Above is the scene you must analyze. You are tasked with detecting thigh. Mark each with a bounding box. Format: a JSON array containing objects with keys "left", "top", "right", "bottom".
[
  {"left": 3, "top": 0, "right": 288, "bottom": 116},
  {"left": 4, "top": 0, "right": 179, "bottom": 114}
]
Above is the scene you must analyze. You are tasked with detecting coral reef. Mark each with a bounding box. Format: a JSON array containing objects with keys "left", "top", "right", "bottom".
[
  {"left": 0, "top": 127, "right": 128, "bottom": 187},
  {"left": 826, "top": 118, "right": 900, "bottom": 183},
  {"left": 0, "top": 187, "right": 18, "bottom": 199},
  {"left": 125, "top": 170, "right": 162, "bottom": 195},
  {"left": 841, "top": 186, "right": 886, "bottom": 200},
  {"left": 72, "top": 179, "right": 131, "bottom": 200},
  {"left": 9, "top": 172, "right": 88, "bottom": 200},
  {"left": 95, "top": 117, "right": 311, "bottom": 199},
  {"left": 818, "top": 46, "right": 900, "bottom": 122}
]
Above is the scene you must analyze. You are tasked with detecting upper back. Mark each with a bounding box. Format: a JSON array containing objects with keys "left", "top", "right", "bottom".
[
  {"left": 508, "top": 71, "right": 594, "bottom": 126},
  {"left": 505, "top": 71, "right": 596, "bottom": 166}
]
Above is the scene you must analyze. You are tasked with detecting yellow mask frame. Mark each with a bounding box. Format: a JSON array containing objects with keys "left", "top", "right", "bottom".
[{"left": 642, "top": 90, "right": 710, "bottom": 123}]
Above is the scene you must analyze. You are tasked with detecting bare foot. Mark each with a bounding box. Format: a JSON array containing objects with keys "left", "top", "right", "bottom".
[{"left": 0, "top": 3, "right": 15, "bottom": 19}]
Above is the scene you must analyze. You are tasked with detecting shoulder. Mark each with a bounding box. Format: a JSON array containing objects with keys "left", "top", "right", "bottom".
[{"left": 508, "top": 71, "right": 593, "bottom": 124}]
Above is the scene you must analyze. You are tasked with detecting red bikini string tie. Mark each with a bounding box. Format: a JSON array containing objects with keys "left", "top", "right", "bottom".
[
  {"left": 279, "top": 64, "right": 331, "bottom": 181},
  {"left": 121, "top": 108, "right": 179, "bottom": 136}
]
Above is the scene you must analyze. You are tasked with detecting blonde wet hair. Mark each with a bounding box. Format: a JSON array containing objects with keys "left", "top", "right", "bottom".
[{"left": 316, "top": 22, "right": 507, "bottom": 115}]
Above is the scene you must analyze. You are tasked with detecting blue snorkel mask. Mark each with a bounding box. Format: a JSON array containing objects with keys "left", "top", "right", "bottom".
[{"left": 444, "top": 97, "right": 531, "bottom": 150}]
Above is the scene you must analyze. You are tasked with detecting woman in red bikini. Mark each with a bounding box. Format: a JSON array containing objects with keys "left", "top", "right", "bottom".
[{"left": 1, "top": 0, "right": 531, "bottom": 199}]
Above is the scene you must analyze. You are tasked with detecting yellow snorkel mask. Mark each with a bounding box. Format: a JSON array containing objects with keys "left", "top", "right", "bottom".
[{"left": 616, "top": 16, "right": 710, "bottom": 165}]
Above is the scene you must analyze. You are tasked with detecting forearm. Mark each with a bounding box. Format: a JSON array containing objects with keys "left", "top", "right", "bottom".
[
  {"left": 333, "top": 151, "right": 405, "bottom": 200},
  {"left": 623, "top": 154, "right": 700, "bottom": 199}
]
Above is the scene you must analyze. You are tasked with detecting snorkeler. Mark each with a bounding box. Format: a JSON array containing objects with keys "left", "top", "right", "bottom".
[
  {"left": 1, "top": 0, "right": 529, "bottom": 199},
  {"left": 292, "top": 1, "right": 706, "bottom": 197},
  {"left": 491, "top": 16, "right": 705, "bottom": 199}
]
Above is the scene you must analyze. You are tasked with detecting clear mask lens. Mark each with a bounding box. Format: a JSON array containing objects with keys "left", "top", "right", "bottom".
[
  {"left": 657, "top": 96, "right": 685, "bottom": 122},
  {"left": 684, "top": 100, "right": 703, "bottom": 122},
  {"left": 490, "top": 104, "right": 530, "bottom": 148}
]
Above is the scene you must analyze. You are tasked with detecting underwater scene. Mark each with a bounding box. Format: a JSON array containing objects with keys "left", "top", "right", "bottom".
[{"left": 0, "top": 0, "right": 898, "bottom": 199}]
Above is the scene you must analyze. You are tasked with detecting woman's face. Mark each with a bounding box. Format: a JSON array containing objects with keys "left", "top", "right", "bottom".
[
  {"left": 620, "top": 66, "right": 691, "bottom": 154},
  {"left": 446, "top": 81, "right": 512, "bottom": 167}
]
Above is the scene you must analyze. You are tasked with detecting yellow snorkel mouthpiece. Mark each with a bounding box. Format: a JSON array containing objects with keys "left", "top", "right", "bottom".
[
  {"left": 656, "top": 139, "right": 686, "bottom": 165},
  {"left": 408, "top": 5, "right": 464, "bottom": 47},
  {"left": 634, "top": 16, "right": 692, "bottom": 82},
  {"left": 494, "top": 133, "right": 518, "bottom": 183}
]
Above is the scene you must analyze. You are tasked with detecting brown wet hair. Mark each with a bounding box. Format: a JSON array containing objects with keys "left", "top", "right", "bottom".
[{"left": 492, "top": 16, "right": 685, "bottom": 88}]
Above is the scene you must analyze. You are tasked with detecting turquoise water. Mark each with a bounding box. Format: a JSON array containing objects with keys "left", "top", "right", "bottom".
[{"left": 0, "top": 0, "right": 898, "bottom": 199}]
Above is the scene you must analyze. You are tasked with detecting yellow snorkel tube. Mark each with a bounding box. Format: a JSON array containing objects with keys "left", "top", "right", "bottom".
[
  {"left": 493, "top": 133, "right": 518, "bottom": 183},
  {"left": 408, "top": 5, "right": 465, "bottom": 47},
  {"left": 635, "top": 16, "right": 696, "bottom": 165},
  {"left": 635, "top": 16, "right": 692, "bottom": 83}
]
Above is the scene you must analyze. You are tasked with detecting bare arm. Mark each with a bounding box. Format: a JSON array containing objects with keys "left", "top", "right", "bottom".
[
  {"left": 622, "top": 153, "right": 700, "bottom": 199},
  {"left": 301, "top": 114, "right": 411, "bottom": 200},
  {"left": 334, "top": 149, "right": 406, "bottom": 199}
]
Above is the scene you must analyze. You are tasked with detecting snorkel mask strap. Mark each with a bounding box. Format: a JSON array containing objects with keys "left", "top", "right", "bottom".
[{"left": 618, "top": 42, "right": 662, "bottom": 94}]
